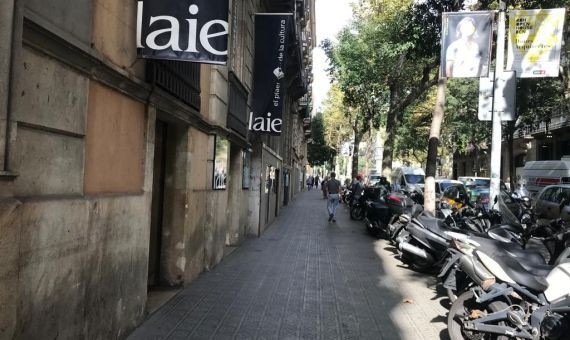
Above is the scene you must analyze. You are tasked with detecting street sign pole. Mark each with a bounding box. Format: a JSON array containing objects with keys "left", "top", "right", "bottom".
[{"left": 490, "top": 0, "right": 507, "bottom": 206}]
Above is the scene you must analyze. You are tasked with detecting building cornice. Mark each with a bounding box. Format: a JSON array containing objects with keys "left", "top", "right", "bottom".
[{"left": 21, "top": 15, "right": 251, "bottom": 149}]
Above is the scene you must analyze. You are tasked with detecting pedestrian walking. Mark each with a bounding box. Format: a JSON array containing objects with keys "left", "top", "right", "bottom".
[
  {"left": 351, "top": 175, "right": 365, "bottom": 204},
  {"left": 314, "top": 175, "right": 320, "bottom": 189},
  {"left": 325, "top": 172, "right": 341, "bottom": 222},
  {"left": 306, "top": 176, "right": 314, "bottom": 191}
]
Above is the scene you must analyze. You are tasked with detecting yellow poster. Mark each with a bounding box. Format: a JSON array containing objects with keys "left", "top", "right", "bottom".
[{"left": 507, "top": 8, "right": 566, "bottom": 78}]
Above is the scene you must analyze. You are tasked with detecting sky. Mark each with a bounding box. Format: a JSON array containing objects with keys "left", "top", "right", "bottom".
[{"left": 312, "top": 0, "right": 355, "bottom": 115}]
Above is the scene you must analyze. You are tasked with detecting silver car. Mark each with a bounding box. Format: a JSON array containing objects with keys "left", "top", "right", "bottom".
[{"left": 535, "top": 184, "right": 570, "bottom": 220}]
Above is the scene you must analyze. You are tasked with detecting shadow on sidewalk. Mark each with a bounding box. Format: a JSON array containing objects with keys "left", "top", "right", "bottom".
[{"left": 128, "top": 190, "right": 448, "bottom": 340}]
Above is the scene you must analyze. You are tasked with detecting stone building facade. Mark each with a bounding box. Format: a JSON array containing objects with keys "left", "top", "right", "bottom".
[
  {"left": 0, "top": 0, "right": 314, "bottom": 339},
  {"left": 453, "top": 113, "right": 570, "bottom": 181}
]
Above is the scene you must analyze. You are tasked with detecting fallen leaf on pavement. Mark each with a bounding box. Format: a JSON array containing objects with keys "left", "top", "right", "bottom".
[{"left": 470, "top": 309, "right": 483, "bottom": 319}]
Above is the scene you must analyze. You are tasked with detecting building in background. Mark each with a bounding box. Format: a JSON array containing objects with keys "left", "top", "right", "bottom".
[
  {"left": 0, "top": 0, "right": 314, "bottom": 339},
  {"left": 453, "top": 112, "right": 570, "bottom": 181}
]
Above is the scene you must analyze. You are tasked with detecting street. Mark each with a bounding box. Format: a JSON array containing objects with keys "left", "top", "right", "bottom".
[{"left": 129, "top": 191, "right": 450, "bottom": 340}]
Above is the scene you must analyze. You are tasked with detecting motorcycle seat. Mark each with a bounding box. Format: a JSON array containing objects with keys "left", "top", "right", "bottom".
[
  {"left": 471, "top": 235, "right": 546, "bottom": 265},
  {"left": 477, "top": 250, "right": 550, "bottom": 292},
  {"left": 516, "top": 262, "right": 552, "bottom": 278},
  {"left": 416, "top": 213, "right": 452, "bottom": 238}
]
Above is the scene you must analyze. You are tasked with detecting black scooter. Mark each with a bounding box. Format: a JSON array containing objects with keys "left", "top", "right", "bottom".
[
  {"left": 396, "top": 195, "right": 541, "bottom": 273},
  {"left": 365, "top": 191, "right": 419, "bottom": 238},
  {"left": 351, "top": 186, "right": 384, "bottom": 221}
]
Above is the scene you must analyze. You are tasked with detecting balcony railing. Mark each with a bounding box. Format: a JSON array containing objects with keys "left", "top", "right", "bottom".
[
  {"left": 298, "top": 94, "right": 309, "bottom": 107},
  {"left": 227, "top": 73, "right": 249, "bottom": 138},
  {"left": 147, "top": 60, "right": 201, "bottom": 111},
  {"left": 517, "top": 113, "right": 570, "bottom": 138}
]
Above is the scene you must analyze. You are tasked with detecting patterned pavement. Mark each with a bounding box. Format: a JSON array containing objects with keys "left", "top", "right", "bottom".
[{"left": 128, "top": 190, "right": 450, "bottom": 340}]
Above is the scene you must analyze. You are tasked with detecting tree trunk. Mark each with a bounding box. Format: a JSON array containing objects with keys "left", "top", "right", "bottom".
[
  {"left": 351, "top": 132, "right": 362, "bottom": 179},
  {"left": 425, "top": 78, "right": 447, "bottom": 214},
  {"left": 382, "top": 84, "right": 401, "bottom": 177}
]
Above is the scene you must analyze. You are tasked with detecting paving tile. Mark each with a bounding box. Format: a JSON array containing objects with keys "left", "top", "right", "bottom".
[{"left": 128, "top": 191, "right": 449, "bottom": 340}]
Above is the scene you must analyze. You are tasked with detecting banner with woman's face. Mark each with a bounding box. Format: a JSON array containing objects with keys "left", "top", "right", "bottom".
[{"left": 440, "top": 11, "right": 494, "bottom": 79}]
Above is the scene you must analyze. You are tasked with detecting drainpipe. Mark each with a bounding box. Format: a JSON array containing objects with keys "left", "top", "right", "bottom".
[{"left": 0, "top": 0, "right": 21, "bottom": 176}]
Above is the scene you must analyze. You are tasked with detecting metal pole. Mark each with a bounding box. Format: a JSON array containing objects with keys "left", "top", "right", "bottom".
[{"left": 490, "top": 0, "right": 507, "bottom": 205}]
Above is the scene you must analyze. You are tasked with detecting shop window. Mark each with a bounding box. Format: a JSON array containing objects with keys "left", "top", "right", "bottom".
[
  {"left": 213, "top": 136, "right": 229, "bottom": 190},
  {"left": 265, "top": 165, "right": 274, "bottom": 194}
]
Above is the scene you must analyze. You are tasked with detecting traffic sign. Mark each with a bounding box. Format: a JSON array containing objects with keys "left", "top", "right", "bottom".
[{"left": 478, "top": 71, "right": 516, "bottom": 121}]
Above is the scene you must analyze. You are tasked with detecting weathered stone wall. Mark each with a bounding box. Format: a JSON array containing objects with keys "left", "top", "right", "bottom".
[
  {"left": 7, "top": 36, "right": 154, "bottom": 339},
  {"left": 0, "top": 199, "right": 20, "bottom": 340}
]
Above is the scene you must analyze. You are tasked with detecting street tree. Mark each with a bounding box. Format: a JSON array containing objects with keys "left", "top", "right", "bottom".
[
  {"left": 308, "top": 112, "right": 337, "bottom": 168},
  {"left": 405, "top": 0, "right": 481, "bottom": 213},
  {"left": 321, "top": 24, "right": 387, "bottom": 178},
  {"left": 321, "top": 85, "right": 353, "bottom": 152}
]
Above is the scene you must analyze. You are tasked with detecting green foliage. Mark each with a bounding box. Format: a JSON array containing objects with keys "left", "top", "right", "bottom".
[
  {"left": 321, "top": 0, "right": 569, "bottom": 173},
  {"left": 308, "top": 112, "right": 337, "bottom": 167},
  {"left": 443, "top": 79, "right": 492, "bottom": 153},
  {"left": 321, "top": 85, "right": 353, "bottom": 150},
  {"left": 395, "top": 79, "right": 492, "bottom": 164}
]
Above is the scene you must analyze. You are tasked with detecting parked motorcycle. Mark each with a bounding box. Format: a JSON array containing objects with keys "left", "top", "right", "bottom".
[
  {"left": 365, "top": 190, "right": 418, "bottom": 238},
  {"left": 396, "top": 193, "right": 542, "bottom": 274},
  {"left": 341, "top": 188, "right": 353, "bottom": 205},
  {"left": 351, "top": 186, "right": 381, "bottom": 220},
  {"left": 445, "top": 226, "right": 570, "bottom": 340},
  {"left": 440, "top": 214, "right": 570, "bottom": 300}
]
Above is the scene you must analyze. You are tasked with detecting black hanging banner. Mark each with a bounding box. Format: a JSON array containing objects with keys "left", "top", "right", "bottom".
[
  {"left": 137, "top": 0, "right": 229, "bottom": 64},
  {"left": 249, "top": 14, "right": 293, "bottom": 135}
]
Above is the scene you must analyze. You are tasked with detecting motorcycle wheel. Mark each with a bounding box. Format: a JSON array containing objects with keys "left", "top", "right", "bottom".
[
  {"left": 448, "top": 291, "right": 509, "bottom": 340},
  {"left": 350, "top": 207, "right": 364, "bottom": 220}
]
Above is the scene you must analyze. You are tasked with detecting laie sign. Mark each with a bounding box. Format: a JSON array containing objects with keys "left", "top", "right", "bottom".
[
  {"left": 249, "top": 14, "right": 293, "bottom": 135},
  {"left": 137, "top": 0, "right": 229, "bottom": 64}
]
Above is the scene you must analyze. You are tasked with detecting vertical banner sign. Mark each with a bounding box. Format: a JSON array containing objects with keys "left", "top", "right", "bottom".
[
  {"left": 137, "top": 0, "right": 229, "bottom": 64},
  {"left": 249, "top": 14, "right": 293, "bottom": 135},
  {"left": 440, "top": 12, "right": 494, "bottom": 78},
  {"left": 507, "top": 9, "right": 566, "bottom": 78}
]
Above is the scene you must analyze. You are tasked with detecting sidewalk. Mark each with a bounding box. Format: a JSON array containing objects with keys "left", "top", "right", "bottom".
[{"left": 128, "top": 191, "right": 449, "bottom": 340}]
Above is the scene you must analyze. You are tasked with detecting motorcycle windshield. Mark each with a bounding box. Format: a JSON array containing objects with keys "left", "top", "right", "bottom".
[{"left": 497, "top": 193, "right": 522, "bottom": 228}]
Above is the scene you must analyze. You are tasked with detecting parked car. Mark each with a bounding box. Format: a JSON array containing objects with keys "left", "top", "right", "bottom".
[
  {"left": 436, "top": 180, "right": 468, "bottom": 209},
  {"left": 534, "top": 184, "right": 570, "bottom": 221},
  {"left": 367, "top": 173, "right": 383, "bottom": 186},
  {"left": 458, "top": 177, "right": 490, "bottom": 203},
  {"left": 436, "top": 179, "right": 464, "bottom": 195},
  {"left": 458, "top": 177, "right": 511, "bottom": 210}
]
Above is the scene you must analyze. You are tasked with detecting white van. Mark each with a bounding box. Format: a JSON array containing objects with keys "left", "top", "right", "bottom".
[
  {"left": 391, "top": 167, "right": 425, "bottom": 192},
  {"left": 520, "top": 160, "right": 570, "bottom": 198}
]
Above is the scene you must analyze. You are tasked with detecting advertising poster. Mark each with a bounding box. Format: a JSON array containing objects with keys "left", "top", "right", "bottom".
[
  {"left": 507, "top": 8, "right": 566, "bottom": 78},
  {"left": 137, "top": 0, "right": 229, "bottom": 64},
  {"left": 249, "top": 14, "right": 293, "bottom": 135},
  {"left": 440, "top": 11, "right": 494, "bottom": 78}
]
